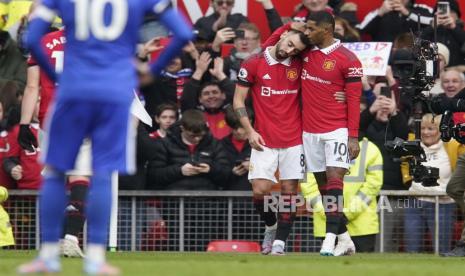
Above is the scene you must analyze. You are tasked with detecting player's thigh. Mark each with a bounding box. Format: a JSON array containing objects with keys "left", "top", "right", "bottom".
[
  {"left": 302, "top": 132, "right": 325, "bottom": 172},
  {"left": 323, "top": 128, "right": 350, "bottom": 170},
  {"left": 91, "top": 102, "right": 136, "bottom": 174},
  {"left": 248, "top": 146, "right": 279, "bottom": 183},
  {"left": 278, "top": 144, "right": 305, "bottom": 180},
  {"left": 42, "top": 100, "right": 92, "bottom": 171},
  {"left": 66, "top": 138, "right": 92, "bottom": 177}
]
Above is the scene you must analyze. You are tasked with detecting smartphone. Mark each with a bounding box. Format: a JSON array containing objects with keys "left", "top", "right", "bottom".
[
  {"left": 235, "top": 160, "right": 243, "bottom": 166},
  {"left": 235, "top": 30, "right": 245, "bottom": 39},
  {"left": 437, "top": 1, "right": 450, "bottom": 15},
  {"left": 191, "top": 161, "right": 202, "bottom": 167},
  {"left": 380, "top": 86, "right": 392, "bottom": 98}
]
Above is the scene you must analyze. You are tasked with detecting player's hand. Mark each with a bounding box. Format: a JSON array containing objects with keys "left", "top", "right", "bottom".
[
  {"left": 334, "top": 91, "right": 346, "bottom": 103},
  {"left": 248, "top": 130, "right": 266, "bottom": 151},
  {"left": 195, "top": 163, "right": 211, "bottom": 173},
  {"left": 18, "top": 124, "right": 38, "bottom": 152},
  {"left": 348, "top": 137, "right": 360, "bottom": 160},
  {"left": 11, "top": 165, "right": 23, "bottom": 180},
  {"left": 290, "top": 21, "right": 306, "bottom": 33},
  {"left": 181, "top": 163, "right": 201, "bottom": 176}
]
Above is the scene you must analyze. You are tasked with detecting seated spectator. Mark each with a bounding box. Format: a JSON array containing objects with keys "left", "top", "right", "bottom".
[
  {"left": 358, "top": 0, "right": 433, "bottom": 42},
  {"left": 181, "top": 55, "right": 234, "bottom": 139},
  {"left": 221, "top": 106, "right": 252, "bottom": 190},
  {"left": 149, "top": 103, "right": 178, "bottom": 140},
  {"left": 292, "top": 0, "right": 333, "bottom": 22},
  {"left": 193, "top": 0, "right": 249, "bottom": 43},
  {"left": 212, "top": 22, "right": 261, "bottom": 80},
  {"left": 334, "top": 16, "right": 360, "bottom": 42},
  {"left": 421, "top": 0, "right": 465, "bottom": 67},
  {"left": 403, "top": 113, "right": 461, "bottom": 253},
  {"left": 147, "top": 109, "right": 229, "bottom": 190}
]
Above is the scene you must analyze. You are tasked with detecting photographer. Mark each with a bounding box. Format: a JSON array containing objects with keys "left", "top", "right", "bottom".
[{"left": 403, "top": 114, "right": 461, "bottom": 253}]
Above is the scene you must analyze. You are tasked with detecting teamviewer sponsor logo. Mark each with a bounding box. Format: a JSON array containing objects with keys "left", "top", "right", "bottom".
[
  {"left": 261, "top": 86, "right": 298, "bottom": 96},
  {"left": 301, "top": 69, "right": 331, "bottom": 84},
  {"left": 261, "top": 86, "right": 271, "bottom": 96}
]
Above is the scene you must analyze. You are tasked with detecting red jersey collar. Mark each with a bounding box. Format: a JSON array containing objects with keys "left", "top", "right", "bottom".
[
  {"left": 264, "top": 47, "right": 292, "bottom": 67},
  {"left": 311, "top": 39, "right": 341, "bottom": 55}
]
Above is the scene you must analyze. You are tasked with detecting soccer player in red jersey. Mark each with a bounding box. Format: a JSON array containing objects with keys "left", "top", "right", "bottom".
[
  {"left": 262, "top": 11, "right": 363, "bottom": 256},
  {"left": 19, "top": 29, "right": 90, "bottom": 258},
  {"left": 233, "top": 29, "right": 310, "bottom": 255},
  {"left": 302, "top": 11, "right": 363, "bottom": 256}
]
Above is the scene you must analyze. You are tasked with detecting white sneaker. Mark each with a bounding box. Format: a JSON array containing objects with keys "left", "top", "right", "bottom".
[
  {"left": 60, "top": 238, "right": 85, "bottom": 258},
  {"left": 334, "top": 239, "right": 356, "bottom": 256},
  {"left": 320, "top": 236, "right": 336, "bottom": 256},
  {"left": 270, "top": 241, "right": 285, "bottom": 256},
  {"left": 261, "top": 227, "right": 276, "bottom": 255}
]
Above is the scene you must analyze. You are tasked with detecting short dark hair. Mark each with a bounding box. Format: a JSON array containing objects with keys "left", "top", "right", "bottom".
[
  {"left": 307, "top": 11, "right": 335, "bottom": 32},
  {"left": 155, "top": 102, "right": 178, "bottom": 118},
  {"left": 287, "top": 29, "right": 311, "bottom": 48},
  {"left": 225, "top": 105, "right": 254, "bottom": 129},
  {"left": 198, "top": 82, "right": 222, "bottom": 97},
  {"left": 180, "top": 109, "right": 208, "bottom": 133}
]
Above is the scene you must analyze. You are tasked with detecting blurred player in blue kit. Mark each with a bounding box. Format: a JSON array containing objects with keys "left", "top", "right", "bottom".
[{"left": 18, "top": 0, "right": 193, "bottom": 274}]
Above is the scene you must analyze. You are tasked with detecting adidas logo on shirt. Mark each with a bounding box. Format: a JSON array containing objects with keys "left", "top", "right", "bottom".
[{"left": 263, "top": 74, "right": 271, "bottom": 80}]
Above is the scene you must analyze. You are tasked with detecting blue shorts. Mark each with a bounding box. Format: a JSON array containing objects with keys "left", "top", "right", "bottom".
[{"left": 42, "top": 99, "right": 136, "bottom": 174}]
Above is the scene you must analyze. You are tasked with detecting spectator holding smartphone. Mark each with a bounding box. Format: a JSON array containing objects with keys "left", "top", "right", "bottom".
[
  {"left": 147, "top": 109, "right": 229, "bottom": 190},
  {"left": 421, "top": 0, "right": 465, "bottom": 66}
]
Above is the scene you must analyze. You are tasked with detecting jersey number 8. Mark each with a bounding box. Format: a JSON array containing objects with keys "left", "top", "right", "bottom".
[{"left": 72, "top": 0, "right": 128, "bottom": 41}]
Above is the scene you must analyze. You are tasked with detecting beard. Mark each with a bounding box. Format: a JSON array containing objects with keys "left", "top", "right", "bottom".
[{"left": 275, "top": 42, "right": 289, "bottom": 60}]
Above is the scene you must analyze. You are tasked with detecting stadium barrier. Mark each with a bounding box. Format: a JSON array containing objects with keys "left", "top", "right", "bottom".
[{"left": 4, "top": 190, "right": 461, "bottom": 254}]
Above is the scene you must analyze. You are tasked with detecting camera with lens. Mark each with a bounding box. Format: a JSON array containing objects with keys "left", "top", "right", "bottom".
[{"left": 385, "top": 138, "right": 439, "bottom": 186}]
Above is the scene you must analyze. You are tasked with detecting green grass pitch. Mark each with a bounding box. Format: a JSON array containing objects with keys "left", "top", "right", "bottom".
[{"left": 1, "top": 251, "right": 464, "bottom": 276}]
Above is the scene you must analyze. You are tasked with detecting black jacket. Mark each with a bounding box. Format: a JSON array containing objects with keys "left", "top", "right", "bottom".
[
  {"left": 147, "top": 124, "right": 229, "bottom": 190},
  {"left": 358, "top": 4, "right": 433, "bottom": 42},
  {"left": 421, "top": 20, "right": 465, "bottom": 67},
  {"left": 193, "top": 12, "right": 249, "bottom": 43},
  {"left": 220, "top": 135, "right": 251, "bottom": 190},
  {"left": 361, "top": 109, "right": 409, "bottom": 190}
]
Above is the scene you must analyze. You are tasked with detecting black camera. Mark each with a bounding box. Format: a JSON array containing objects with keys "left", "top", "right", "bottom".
[
  {"left": 385, "top": 138, "right": 439, "bottom": 186},
  {"left": 438, "top": 110, "right": 465, "bottom": 144}
]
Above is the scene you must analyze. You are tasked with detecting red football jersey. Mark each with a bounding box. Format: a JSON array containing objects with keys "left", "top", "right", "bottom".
[
  {"left": 27, "top": 30, "right": 65, "bottom": 128},
  {"left": 237, "top": 48, "right": 302, "bottom": 148},
  {"left": 0, "top": 131, "right": 15, "bottom": 189},
  {"left": 301, "top": 40, "right": 363, "bottom": 137},
  {"left": 6, "top": 125, "right": 42, "bottom": 190}
]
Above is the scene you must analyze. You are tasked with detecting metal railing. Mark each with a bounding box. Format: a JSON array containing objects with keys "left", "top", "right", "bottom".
[{"left": 3, "top": 190, "right": 461, "bottom": 254}]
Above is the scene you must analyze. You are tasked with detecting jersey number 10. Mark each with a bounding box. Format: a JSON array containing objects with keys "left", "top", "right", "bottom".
[{"left": 71, "top": 0, "right": 128, "bottom": 41}]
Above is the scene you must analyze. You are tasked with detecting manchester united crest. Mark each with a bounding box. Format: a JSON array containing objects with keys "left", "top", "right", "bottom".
[
  {"left": 322, "top": 59, "right": 336, "bottom": 71},
  {"left": 286, "top": 68, "right": 298, "bottom": 81}
]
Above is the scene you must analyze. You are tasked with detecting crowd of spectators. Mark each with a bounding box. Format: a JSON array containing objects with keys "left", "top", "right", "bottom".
[{"left": 1, "top": 0, "right": 465, "bottom": 253}]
